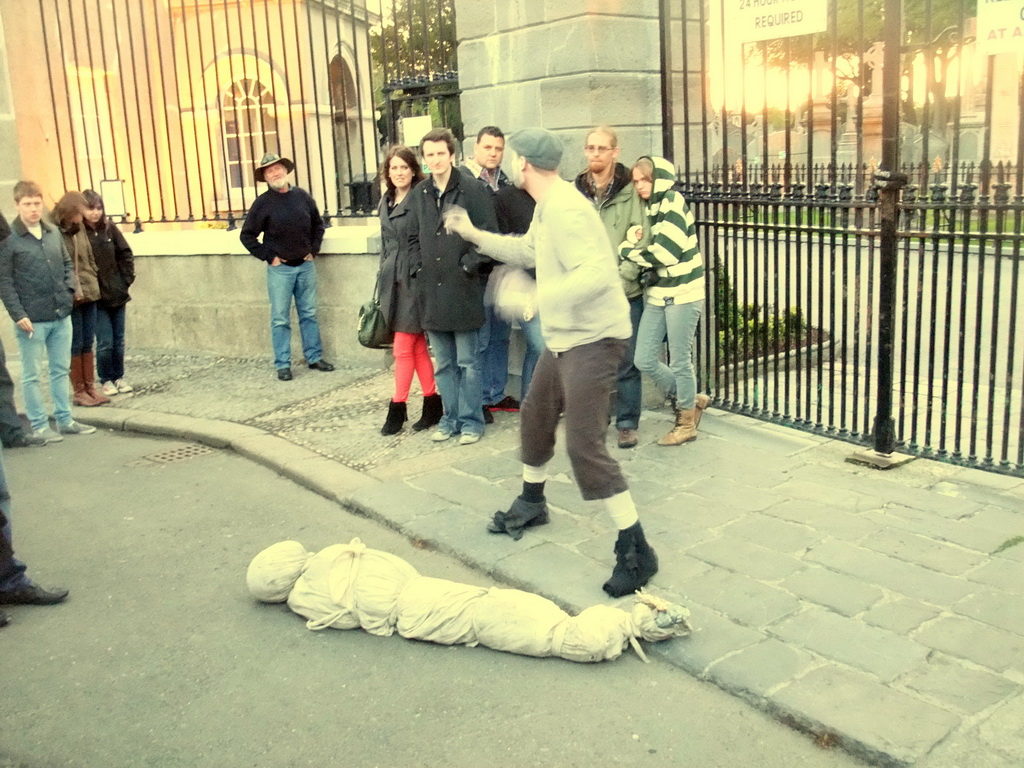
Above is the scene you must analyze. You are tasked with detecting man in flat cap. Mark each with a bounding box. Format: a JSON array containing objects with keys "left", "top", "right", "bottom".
[
  {"left": 444, "top": 128, "right": 660, "bottom": 598},
  {"left": 241, "top": 153, "right": 334, "bottom": 381}
]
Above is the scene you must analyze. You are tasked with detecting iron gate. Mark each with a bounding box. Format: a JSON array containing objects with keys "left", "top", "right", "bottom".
[
  {"left": 30, "top": 0, "right": 381, "bottom": 226},
  {"left": 374, "top": 0, "right": 461, "bottom": 151},
  {"left": 662, "top": 0, "right": 1024, "bottom": 476}
]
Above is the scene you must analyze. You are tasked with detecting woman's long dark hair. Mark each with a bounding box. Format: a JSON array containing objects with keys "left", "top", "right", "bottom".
[
  {"left": 379, "top": 145, "right": 424, "bottom": 198},
  {"left": 82, "top": 189, "right": 107, "bottom": 231}
]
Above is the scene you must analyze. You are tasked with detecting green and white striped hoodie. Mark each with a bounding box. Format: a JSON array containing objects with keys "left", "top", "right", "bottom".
[{"left": 619, "top": 155, "right": 705, "bottom": 306}]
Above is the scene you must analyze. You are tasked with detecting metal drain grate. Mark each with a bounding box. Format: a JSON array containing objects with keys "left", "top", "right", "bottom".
[{"left": 141, "top": 444, "right": 216, "bottom": 464}]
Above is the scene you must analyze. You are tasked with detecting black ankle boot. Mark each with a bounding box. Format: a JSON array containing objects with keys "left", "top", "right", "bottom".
[
  {"left": 487, "top": 496, "right": 549, "bottom": 541},
  {"left": 602, "top": 522, "right": 658, "bottom": 597},
  {"left": 381, "top": 400, "right": 408, "bottom": 435},
  {"left": 411, "top": 393, "right": 443, "bottom": 431}
]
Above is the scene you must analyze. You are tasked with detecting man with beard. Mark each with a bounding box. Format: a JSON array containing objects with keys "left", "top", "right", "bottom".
[
  {"left": 240, "top": 153, "right": 335, "bottom": 381},
  {"left": 443, "top": 128, "right": 660, "bottom": 598},
  {"left": 574, "top": 126, "right": 648, "bottom": 450}
]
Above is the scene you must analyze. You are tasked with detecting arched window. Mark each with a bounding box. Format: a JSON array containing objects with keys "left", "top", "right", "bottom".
[{"left": 221, "top": 77, "right": 278, "bottom": 189}]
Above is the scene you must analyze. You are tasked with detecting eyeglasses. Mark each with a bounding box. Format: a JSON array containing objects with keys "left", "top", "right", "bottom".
[{"left": 584, "top": 145, "right": 613, "bottom": 154}]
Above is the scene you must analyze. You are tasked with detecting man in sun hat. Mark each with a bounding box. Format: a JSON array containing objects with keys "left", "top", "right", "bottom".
[
  {"left": 442, "top": 127, "right": 660, "bottom": 599},
  {"left": 240, "top": 152, "right": 334, "bottom": 381}
]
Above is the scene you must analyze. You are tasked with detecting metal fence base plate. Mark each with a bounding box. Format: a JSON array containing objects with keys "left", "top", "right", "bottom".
[{"left": 845, "top": 450, "right": 916, "bottom": 470}]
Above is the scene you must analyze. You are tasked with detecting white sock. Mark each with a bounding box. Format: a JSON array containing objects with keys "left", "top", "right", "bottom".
[
  {"left": 603, "top": 490, "right": 639, "bottom": 530},
  {"left": 523, "top": 463, "right": 548, "bottom": 484}
]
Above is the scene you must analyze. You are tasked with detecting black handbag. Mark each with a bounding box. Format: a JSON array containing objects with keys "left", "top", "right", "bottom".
[{"left": 357, "top": 285, "right": 394, "bottom": 349}]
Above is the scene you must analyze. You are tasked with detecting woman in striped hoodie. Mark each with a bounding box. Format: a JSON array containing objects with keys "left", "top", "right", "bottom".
[{"left": 620, "top": 156, "right": 707, "bottom": 446}]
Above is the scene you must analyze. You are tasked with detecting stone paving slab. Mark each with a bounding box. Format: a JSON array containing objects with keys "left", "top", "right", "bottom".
[
  {"left": 901, "top": 655, "right": 1021, "bottom": 717},
  {"left": 779, "top": 566, "right": 885, "bottom": 616},
  {"left": 769, "top": 666, "right": 963, "bottom": 767},
  {"left": 69, "top": 351, "right": 1024, "bottom": 767},
  {"left": 770, "top": 607, "right": 930, "bottom": 682}
]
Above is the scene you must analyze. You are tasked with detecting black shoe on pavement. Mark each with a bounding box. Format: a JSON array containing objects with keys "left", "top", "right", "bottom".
[
  {"left": 483, "top": 406, "right": 494, "bottom": 424},
  {"left": 602, "top": 522, "right": 658, "bottom": 598},
  {"left": 0, "top": 584, "right": 70, "bottom": 605},
  {"left": 308, "top": 359, "right": 335, "bottom": 372},
  {"left": 2, "top": 431, "right": 48, "bottom": 448},
  {"left": 277, "top": 368, "right": 293, "bottom": 381},
  {"left": 489, "top": 395, "right": 520, "bottom": 412},
  {"left": 487, "top": 497, "right": 549, "bottom": 541}
]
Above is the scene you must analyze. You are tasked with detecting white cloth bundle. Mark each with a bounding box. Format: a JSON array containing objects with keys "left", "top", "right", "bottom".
[
  {"left": 484, "top": 264, "right": 537, "bottom": 323},
  {"left": 247, "top": 538, "right": 692, "bottom": 663}
]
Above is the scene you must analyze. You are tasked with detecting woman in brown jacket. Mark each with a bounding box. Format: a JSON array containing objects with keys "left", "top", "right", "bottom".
[{"left": 51, "top": 192, "right": 109, "bottom": 406}]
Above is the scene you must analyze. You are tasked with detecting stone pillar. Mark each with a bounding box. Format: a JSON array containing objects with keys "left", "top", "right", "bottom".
[
  {"left": 454, "top": 0, "right": 662, "bottom": 177},
  {"left": 0, "top": 9, "right": 25, "bottom": 215}
]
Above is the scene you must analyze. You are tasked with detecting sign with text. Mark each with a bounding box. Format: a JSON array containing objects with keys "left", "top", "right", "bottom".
[
  {"left": 731, "top": 0, "right": 829, "bottom": 44},
  {"left": 977, "top": 0, "right": 1024, "bottom": 54}
]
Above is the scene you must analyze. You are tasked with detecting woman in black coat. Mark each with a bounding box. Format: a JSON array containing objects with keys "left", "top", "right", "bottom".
[
  {"left": 376, "top": 146, "right": 441, "bottom": 435},
  {"left": 82, "top": 189, "right": 135, "bottom": 397}
]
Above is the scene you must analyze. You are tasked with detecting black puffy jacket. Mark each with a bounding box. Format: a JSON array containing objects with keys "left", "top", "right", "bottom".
[{"left": 86, "top": 219, "right": 135, "bottom": 308}]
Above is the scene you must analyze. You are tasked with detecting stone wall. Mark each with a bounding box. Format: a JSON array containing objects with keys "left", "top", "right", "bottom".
[
  {"left": 0, "top": 225, "right": 391, "bottom": 370},
  {"left": 0, "top": 12, "right": 22, "bottom": 206},
  {"left": 455, "top": 0, "right": 664, "bottom": 176}
]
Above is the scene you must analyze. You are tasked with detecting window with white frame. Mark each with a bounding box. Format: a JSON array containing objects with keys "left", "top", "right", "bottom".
[{"left": 221, "top": 77, "right": 278, "bottom": 190}]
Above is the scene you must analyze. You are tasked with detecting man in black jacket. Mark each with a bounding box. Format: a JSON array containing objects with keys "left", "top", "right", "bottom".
[
  {"left": 0, "top": 213, "right": 45, "bottom": 448},
  {"left": 406, "top": 128, "right": 498, "bottom": 445},
  {"left": 240, "top": 153, "right": 334, "bottom": 381}
]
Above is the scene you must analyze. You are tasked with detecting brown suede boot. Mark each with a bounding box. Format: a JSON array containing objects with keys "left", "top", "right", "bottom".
[
  {"left": 82, "top": 351, "right": 110, "bottom": 405},
  {"left": 694, "top": 393, "right": 711, "bottom": 428},
  {"left": 658, "top": 408, "right": 697, "bottom": 446},
  {"left": 70, "top": 355, "right": 100, "bottom": 407}
]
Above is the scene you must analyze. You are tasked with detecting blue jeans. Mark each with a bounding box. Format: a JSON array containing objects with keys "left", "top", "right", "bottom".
[
  {"left": 634, "top": 298, "right": 705, "bottom": 409},
  {"left": 267, "top": 261, "right": 323, "bottom": 370},
  {"left": 14, "top": 316, "right": 73, "bottom": 431},
  {"left": 427, "top": 329, "right": 484, "bottom": 437},
  {"left": 71, "top": 301, "right": 97, "bottom": 355},
  {"left": 95, "top": 304, "right": 127, "bottom": 381},
  {"left": 518, "top": 313, "right": 545, "bottom": 405},
  {"left": 614, "top": 295, "right": 644, "bottom": 430},
  {"left": 0, "top": 447, "right": 30, "bottom": 592},
  {"left": 479, "top": 303, "right": 512, "bottom": 405}
]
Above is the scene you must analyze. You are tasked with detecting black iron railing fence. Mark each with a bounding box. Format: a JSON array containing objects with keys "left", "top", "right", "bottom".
[
  {"left": 663, "top": 0, "right": 1024, "bottom": 476},
  {"left": 683, "top": 160, "right": 1024, "bottom": 476},
  {"left": 35, "top": 0, "right": 382, "bottom": 227}
]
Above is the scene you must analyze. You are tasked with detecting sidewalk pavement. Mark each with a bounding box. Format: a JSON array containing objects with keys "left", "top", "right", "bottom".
[{"left": 39, "top": 351, "right": 1024, "bottom": 767}]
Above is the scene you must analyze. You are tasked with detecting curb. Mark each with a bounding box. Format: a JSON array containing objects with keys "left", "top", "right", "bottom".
[{"left": 76, "top": 406, "right": 976, "bottom": 767}]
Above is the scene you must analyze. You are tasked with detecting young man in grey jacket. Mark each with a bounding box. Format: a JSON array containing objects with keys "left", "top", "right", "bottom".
[
  {"left": 0, "top": 181, "right": 95, "bottom": 442},
  {"left": 444, "top": 128, "right": 659, "bottom": 598}
]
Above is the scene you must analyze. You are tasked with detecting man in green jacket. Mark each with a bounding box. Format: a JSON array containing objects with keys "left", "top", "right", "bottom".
[{"left": 574, "top": 126, "right": 648, "bottom": 449}]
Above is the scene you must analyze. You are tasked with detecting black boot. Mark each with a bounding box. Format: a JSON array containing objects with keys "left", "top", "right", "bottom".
[
  {"left": 411, "top": 393, "right": 443, "bottom": 432},
  {"left": 487, "top": 496, "right": 549, "bottom": 541},
  {"left": 380, "top": 401, "right": 407, "bottom": 436},
  {"left": 602, "top": 522, "right": 659, "bottom": 597}
]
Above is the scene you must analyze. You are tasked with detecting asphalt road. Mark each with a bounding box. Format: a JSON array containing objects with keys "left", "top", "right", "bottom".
[{"left": 1, "top": 431, "right": 866, "bottom": 768}]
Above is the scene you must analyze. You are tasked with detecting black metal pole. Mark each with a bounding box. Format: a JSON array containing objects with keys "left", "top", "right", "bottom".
[
  {"left": 659, "top": 0, "right": 674, "bottom": 161},
  {"left": 871, "top": 0, "right": 906, "bottom": 455}
]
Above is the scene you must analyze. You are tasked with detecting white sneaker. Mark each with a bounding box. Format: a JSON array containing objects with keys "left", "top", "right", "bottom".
[
  {"left": 59, "top": 421, "right": 96, "bottom": 435},
  {"left": 458, "top": 433, "right": 481, "bottom": 445},
  {"left": 115, "top": 379, "right": 133, "bottom": 393},
  {"left": 33, "top": 427, "right": 64, "bottom": 443},
  {"left": 101, "top": 381, "right": 119, "bottom": 397},
  {"left": 431, "top": 428, "right": 453, "bottom": 442}
]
